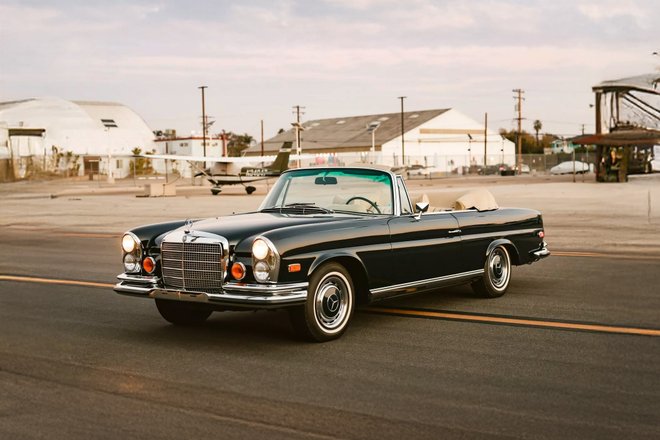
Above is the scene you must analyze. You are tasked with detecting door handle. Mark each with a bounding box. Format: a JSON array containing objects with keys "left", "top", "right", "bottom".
[{"left": 448, "top": 229, "right": 461, "bottom": 234}]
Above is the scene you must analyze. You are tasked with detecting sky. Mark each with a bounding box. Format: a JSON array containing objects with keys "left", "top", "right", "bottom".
[{"left": 1, "top": 0, "right": 659, "bottom": 140}]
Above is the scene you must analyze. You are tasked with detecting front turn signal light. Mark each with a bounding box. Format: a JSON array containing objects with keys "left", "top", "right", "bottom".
[
  {"left": 231, "top": 262, "right": 246, "bottom": 280},
  {"left": 142, "top": 257, "right": 156, "bottom": 274}
]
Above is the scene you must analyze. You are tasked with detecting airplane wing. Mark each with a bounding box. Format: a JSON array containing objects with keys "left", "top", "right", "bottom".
[
  {"left": 133, "top": 153, "right": 271, "bottom": 163},
  {"left": 132, "top": 153, "right": 316, "bottom": 163}
]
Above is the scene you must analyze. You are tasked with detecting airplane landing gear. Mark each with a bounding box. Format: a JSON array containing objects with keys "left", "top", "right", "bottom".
[
  {"left": 245, "top": 186, "right": 257, "bottom": 195},
  {"left": 211, "top": 187, "right": 222, "bottom": 195}
]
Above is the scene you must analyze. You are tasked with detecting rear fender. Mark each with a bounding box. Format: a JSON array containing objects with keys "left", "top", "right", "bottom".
[{"left": 486, "top": 239, "right": 520, "bottom": 265}]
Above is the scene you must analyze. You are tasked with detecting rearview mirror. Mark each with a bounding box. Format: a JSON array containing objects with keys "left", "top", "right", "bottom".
[{"left": 315, "top": 176, "right": 337, "bottom": 185}]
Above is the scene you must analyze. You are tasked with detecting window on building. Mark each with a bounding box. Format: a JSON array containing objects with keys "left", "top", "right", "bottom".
[
  {"left": 101, "top": 119, "right": 118, "bottom": 128},
  {"left": 116, "top": 159, "right": 123, "bottom": 169}
]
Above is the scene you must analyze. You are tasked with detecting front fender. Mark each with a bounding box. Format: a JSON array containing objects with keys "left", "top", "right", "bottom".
[{"left": 308, "top": 251, "right": 367, "bottom": 277}]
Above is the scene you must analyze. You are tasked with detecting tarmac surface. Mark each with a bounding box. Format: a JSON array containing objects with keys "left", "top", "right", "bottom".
[
  {"left": 2, "top": 172, "right": 659, "bottom": 255},
  {"left": 1, "top": 172, "right": 659, "bottom": 439}
]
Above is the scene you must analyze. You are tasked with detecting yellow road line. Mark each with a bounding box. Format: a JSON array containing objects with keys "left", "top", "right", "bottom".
[
  {"left": 365, "top": 307, "right": 660, "bottom": 337},
  {"left": 3, "top": 274, "right": 659, "bottom": 337},
  {"left": 552, "top": 251, "right": 660, "bottom": 261},
  {"left": 0, "top": 275, "right": 114, "bottom": 289}
]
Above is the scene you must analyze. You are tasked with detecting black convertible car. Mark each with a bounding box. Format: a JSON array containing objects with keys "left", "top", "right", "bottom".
[{"left": 115, "top": 167, "right": 549, "bottom": 341}]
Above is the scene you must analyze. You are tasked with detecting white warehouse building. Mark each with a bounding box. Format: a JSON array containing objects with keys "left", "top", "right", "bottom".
[
  {"left": 0, "top": 97, "right": 157, "bottom": 179},
  {"left": 251, "top": 108, "right": 515, "bottom": 172}
]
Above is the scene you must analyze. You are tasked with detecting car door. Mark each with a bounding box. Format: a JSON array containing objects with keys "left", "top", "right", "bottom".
[{"left": 385, "top": 177, "right": 462, "bottom": 288}]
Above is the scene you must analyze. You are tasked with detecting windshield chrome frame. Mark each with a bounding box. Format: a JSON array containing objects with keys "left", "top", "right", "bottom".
[{"left": 261, "top": 167, "right": 401, "bottom": 217}]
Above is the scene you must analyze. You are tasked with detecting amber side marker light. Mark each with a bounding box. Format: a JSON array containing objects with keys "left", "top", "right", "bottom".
[
  {"left": 288, "top": 263, "right": 301, "bottom": 273},
  {"left": 142, "top": 257, "right": 156, "bottom": 274},
  {"left": 231, "top": 262, "right": 246, "bottom": 280}
]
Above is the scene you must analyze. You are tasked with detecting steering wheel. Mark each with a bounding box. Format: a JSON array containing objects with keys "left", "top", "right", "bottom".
[{"left": 345, "top": 196, "right": 381, "bottom": 213}]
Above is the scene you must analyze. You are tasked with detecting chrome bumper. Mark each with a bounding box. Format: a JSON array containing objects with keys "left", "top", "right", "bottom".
[
  {"left": 114, "top": 273, "right": 308, "bottom": 308},
  {"left": 531, "top": 241, "right": 550, "bottom": 261}
]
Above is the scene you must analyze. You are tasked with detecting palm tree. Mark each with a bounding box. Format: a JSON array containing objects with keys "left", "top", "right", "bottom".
[
  {"left": 227, "top": 133, "right": 255, "bottom": 156},
  {"left": 533, "top": 120, "right": 542, "bottom": 150}
]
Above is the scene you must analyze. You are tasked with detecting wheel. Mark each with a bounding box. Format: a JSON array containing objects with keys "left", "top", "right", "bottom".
[
  {"left": 210, "top": 188, "right": 221, "bottom": 195},
  {"left": 155, "top": 299, "right": 212, "bottom": 325},
  {"left": 289, "top": 262, "right": 355, "bottom": 342},
  {"left": 345, "top": 196, "right": 381, "bottom": 213},
  {"left": 245, "top": 186, "right": 256, "bottom": 194},
  {"left": 472, "top": 245, "right": 511, "bottom": 298}
]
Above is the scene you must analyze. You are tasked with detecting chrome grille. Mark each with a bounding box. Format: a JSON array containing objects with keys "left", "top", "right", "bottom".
[{"left": 161, "top": 241, "right": 224, "bottom": 293}]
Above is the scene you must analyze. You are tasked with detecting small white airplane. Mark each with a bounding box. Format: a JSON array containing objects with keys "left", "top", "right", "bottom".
[{"left": 138, "top": 142, "right": 294, "bottom": 195}]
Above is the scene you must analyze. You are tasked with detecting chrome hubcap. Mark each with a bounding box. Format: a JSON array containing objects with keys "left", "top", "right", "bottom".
[
  {"left": 314, "top": 272, "right": 351, "bottom": 331},
  {"left": 489, "top": 248, "right": 509, "bottom": 289}
]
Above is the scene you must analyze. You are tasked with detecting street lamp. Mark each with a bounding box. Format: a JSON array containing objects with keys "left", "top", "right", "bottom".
[
  {"left": 398, "top": 96, "right": 406, "bottom": 166},
  {"left": 467, "top": 133, "right": 472, "bottom": 170},
  {"left": 366, "top": 121, "right": 381, "bottom": 163},
  {"left": 291, "top": 122, "right": 305, "bottom": 168}
]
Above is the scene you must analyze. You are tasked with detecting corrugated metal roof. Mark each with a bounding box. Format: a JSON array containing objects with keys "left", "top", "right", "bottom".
[
  {"left": 593, "top": 73, "right": 660, "bottom": 95},
  {"left": 571, "top": 128, "right": 660, "bottom": 146},
  {"left": 248, "top": 109, "right": 450, "bottom": 154}
]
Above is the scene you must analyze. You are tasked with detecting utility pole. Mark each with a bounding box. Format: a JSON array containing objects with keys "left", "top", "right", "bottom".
[
  {"left": 260, "top": 119, "right": 264, "bottom": 156},
  {"left": 512, "top": 89, "right": 525, "bottom": 174},
  {"left": 198, "top": 85, "right": 208, "bottom": 157},
  {"left": 398, "top": 96, "right": 406, "bottom": 166},
  {"left": 292, "top": 105, "right": 305, "bottom": 167},
  {"left": 483, "top": 112, "right": 488, "bottom": 169}
]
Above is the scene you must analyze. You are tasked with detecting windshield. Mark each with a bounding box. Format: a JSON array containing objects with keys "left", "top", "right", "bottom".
[{"left": 259, "top": 168, "right": 393, "bottom": 215}]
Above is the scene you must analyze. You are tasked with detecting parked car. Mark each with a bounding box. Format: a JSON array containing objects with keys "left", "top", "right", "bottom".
[
  {"left": 550, "top": 161, "right": 591, "bottom": 175},
  {"left": 651, "top": 158, "right": 660, "bottom": 173},
  {"left": 405, "top": 164, "right": 430, "bottom": 177},
  {"left": 652, "top": 146, "right": 660, "bottom": 173},
  {"left": 115, "top": 167, "right": 549, "bottom": 341},
  {"left": 479, "top": 163, "right": 516, "bottom": 176},
  {"left": 517, "top": 164, "right": 531, "bottom": 174}
]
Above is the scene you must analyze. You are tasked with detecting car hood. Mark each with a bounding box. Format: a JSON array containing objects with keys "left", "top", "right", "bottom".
[{"left": 162, "top": 211, "right": 357, "bottom": 248}]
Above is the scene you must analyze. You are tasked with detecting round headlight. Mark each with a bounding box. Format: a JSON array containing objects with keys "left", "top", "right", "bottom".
[
  {"left": 252, "top": 239, "right": 270, "bottom": 260},
  {"left": 253, "top": 261, "right": 271, "bottom": 282},
  {"left": 123, "top": 253, "right": 140, "bottom": 273},
  {"left": 122, "top": 234, "right": 139, "bottom": 253}
]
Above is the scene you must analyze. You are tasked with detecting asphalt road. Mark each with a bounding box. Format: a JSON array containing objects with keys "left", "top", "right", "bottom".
[{"left": 1, "top": 231, "right": 659, "bottom": 439}]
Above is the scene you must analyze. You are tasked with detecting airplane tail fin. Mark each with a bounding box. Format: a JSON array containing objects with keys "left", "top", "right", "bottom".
[{"left": 267, "top": 141, "right": 293, "bottom": 172}]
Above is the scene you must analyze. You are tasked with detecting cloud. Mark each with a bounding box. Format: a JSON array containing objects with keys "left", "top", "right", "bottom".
[
  {"left": 577, "top": 0, "right": 647, "bottom": 24},
  {"left": 1, "top": 0, "right": 657, "bottom": 137}
]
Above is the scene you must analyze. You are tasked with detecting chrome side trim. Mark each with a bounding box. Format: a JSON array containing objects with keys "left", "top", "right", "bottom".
[
  {"left": 370, "top": 269, "right": 484, "bottom": 299},
  {"left": 458, "top": 228, "right": 539, "bottom": 241}
]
